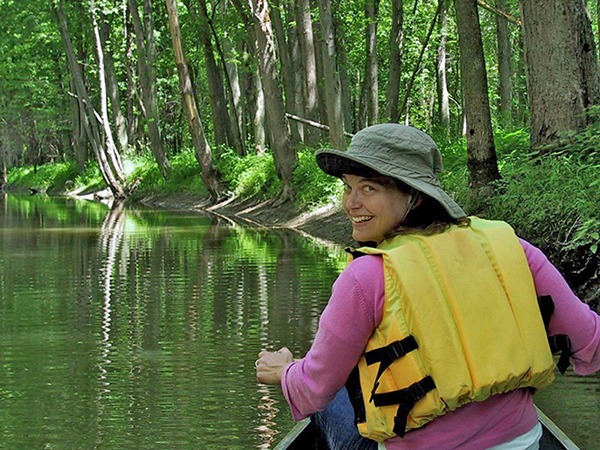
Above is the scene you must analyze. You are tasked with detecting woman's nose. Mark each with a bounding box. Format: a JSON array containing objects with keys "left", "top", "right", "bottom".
[{"left": 344, "top": 190, "right": 361, "bottom": 209}]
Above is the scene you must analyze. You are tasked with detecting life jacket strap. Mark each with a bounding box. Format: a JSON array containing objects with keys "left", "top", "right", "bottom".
[
  {"left": 538, "top": 295, "right": 572, "bottom": 374},
  {"left": 371, "top": 376, "right": 436, "bottom": 438},
  {"left": 549, "top": 334, "right": 572, "bottom": 374},
  {"left": 365, "top": 336, "right": 419, "bottom": 366},
  {"left": 365, "top": 336, "right": 419, "bottom": 403}
]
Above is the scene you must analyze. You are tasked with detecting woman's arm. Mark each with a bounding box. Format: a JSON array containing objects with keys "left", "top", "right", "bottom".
[
  {"left": 280, "top": 255, "right": 385, "bottom": 420},
  {"left": 521, "top": 238, "right": 600, "bottom": 375}
]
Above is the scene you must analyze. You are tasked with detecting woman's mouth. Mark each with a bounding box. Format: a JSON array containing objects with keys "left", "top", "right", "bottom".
[{"left": 350, "top": 216, "right": 372, "bottom": 224}]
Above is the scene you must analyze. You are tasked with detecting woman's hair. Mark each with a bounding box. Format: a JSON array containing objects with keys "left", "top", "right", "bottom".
[{"left": 341, "top": 161, "right": 468, "bottom": 239}]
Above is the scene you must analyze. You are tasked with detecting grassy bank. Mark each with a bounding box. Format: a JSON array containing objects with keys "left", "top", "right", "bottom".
[{"left": 5, "top": 128, "right": 599, "bottom": 307}]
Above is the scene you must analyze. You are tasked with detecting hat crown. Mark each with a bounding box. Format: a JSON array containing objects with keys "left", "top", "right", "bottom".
[{"left": 347, "top": 124, "right": 442, "bottom": 184}]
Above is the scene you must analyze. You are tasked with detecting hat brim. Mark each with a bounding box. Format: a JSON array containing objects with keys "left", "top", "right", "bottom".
[{"left": 316, "top": 149, "right": 466, "bottom": 220}]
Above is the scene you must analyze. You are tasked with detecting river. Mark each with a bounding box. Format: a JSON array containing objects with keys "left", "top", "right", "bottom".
[{"left": 0, "top": 194, "right": 598, "bottom": 449}]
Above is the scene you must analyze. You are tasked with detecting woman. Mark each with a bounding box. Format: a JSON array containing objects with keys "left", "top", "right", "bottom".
[{"left": 255, "top": 124, "right": 600, "bottom": 449}]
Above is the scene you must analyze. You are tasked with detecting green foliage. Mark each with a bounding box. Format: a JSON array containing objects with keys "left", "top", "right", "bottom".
[
  {"left": 7, "top": 162, "right": 77, "bottom": 193},
  {"left": 440, "top": 127, "right": 600, "bottom": 256},
  {"left": 129, "top": 149, "right": 209, "bottom": 198},
  {"left": 215, "top": 148, "right": 281, "bottom": 198},
  {"left": 291, "top": 148, "right": 343, "bottom": 207}
]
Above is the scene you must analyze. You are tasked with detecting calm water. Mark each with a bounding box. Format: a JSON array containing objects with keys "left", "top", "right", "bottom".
[{"left": 0, "top": 194, "right": 598, "bottom": 449}]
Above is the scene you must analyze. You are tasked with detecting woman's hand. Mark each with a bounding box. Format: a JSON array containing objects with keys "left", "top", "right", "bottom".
[{"left": 255, "top": 347, "right": 294, "bottom": 385}]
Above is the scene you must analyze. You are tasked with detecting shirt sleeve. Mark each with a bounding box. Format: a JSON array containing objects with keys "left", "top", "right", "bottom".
[
  {"left": 520, "top": 238, "right": 600, "bottom": 375},
  {"left": 281, "top": 255, "right": 385, "bottom": 420}
]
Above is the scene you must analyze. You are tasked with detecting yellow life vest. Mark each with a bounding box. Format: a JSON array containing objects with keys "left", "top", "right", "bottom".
[{"left": 347, "top": 217, "right": 555, "bottom": 442}]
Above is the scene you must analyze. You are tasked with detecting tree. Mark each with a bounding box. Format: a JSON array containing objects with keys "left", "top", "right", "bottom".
[
  {"left": 495, "top": 0, "right": 513, "bottom": 128},
  {"left": 386, "top": 0, "right": 404, "bottom": 123},
  {"left": 55, "top": 0, "right": 126, "bottom": 199},
  {"left": 233, "top": 0, "right": 297, "bottom": 200},
  {"left": 455, "top": 0, "right": 500, "bottom": 194},
  {"left": 186, "top": 0, "right": 237, "bottom": 152},
  {"left": 295, "top": 0, "right": 319, "bottom": 144},
  {"left": 363, "top": 0, "right": 379, "bottom": 126},
  {"left": 520, "top": 0, "right": 600, "bottom": 148},
  {"left": 165, "top": 0, "right": 222, "bottom": 201},
  {"left": 436, "top": 0, "right": 450, "bottom": 129},
  {"left": 318, "top": 0, "right": 345, "bottom": 150},
  {"left": 127, "top": 0, "right": 171, "bottom": 178}
]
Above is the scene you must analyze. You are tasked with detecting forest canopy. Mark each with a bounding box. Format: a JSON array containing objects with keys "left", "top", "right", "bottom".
[{"left": 1, "top": 0, "right": 600, "bottom": 203}]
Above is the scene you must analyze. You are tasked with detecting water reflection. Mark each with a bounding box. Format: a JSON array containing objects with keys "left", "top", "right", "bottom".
[{"left": 0, "top": 194, "right": 345, "bottom": 449}]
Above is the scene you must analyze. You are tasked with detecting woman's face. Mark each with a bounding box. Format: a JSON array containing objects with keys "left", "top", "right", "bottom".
[{"left": 342, "top": 174, "right": 413, "bottom": 244}]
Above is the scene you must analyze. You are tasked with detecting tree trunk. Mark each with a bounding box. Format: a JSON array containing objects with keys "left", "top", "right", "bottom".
[
  {"left": 91, "top": 3, "right": 126, "bottom": 186},
  {"left": 455, "top": 0, "right": 500, "bottom": 194},
  {"left": 318, "top": 0, "right": 345, "bottom": 149},
  {"left": 520, "top": 0, "right": 600, "bottom": 148},
  {"left": 127, "top": 0, "right": 171, "bottom": 178},
  {"left": 436, "top": 0, "right": 450, "bottom": 129},
  {"left": 55, "top": 0, "right": 126, "bottom": 199},
  {"left": 271, "top": 0, "right": 301, "bottom": 145},
  {"left": 98, "top": 13, "right": 129, "bottom": 154},
  {"left": 245, "top": 0, "right": 297, "bottom": 199},
  {"left": 363, "top": 0, "right": 379, "bottom": 125},
  {"left": 495, "top": 0, "right": 512, "bottom": 128},
  {"left": 386, "top": 0, "right": 404, "bottom": 122},
  {"left": 165, "top": 0, "right": 222, "bottom": 201},
  {"left": 189, "top": 0, "right": 235, "bottom": 150},
  {"left": 295, "top": 0, "right": 320, "bottom": 144}
]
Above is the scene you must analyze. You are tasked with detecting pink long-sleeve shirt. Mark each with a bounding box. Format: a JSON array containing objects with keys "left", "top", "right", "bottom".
[{"left": 282, "top": 239, "right": 600, "bottom": 449}]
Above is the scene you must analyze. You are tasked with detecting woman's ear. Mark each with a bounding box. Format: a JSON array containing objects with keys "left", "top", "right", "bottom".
[
  {"left": 412, "top": 193, "right": 423, "bottom": 209},
  {"left": 408, "top": 193, "right": 423, "bottom": 211}
]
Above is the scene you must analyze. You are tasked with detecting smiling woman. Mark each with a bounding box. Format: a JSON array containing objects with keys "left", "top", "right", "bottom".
[{"left": 255, "top": 123, "right": 600, "bottom": 450}]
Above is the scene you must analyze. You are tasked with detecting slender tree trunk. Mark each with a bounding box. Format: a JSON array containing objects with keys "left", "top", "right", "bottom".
[
  {"left": 98, "top": 13, "right": 129, "bottom": 154},
  {"left": 455, "top": 0, "right": 500, "bottom": 194},
  {"left": 189, "top": 0, "right": 234, "bottom": 150},
  {"left": 55, "top": 0, "right": 126, "bottom": 199},
  {"left": 295, "top": 0, "right": 319, "bottom": 144},
  {"left": 318, "top": 0, "right": 345, "bottom": 149},
  {"left": 245, "top": 0, "right": 297, "bottom": 199},
  {"left": 436, "top": 0, "right": 450, "bottom": 129},
  {"left": 288, "top": 5, "right": 305, "bottom": 141},
  {"left": 363, "top": 0, "right": 379, "bottom": 125},
  {"left": 386, "top": 0, "right": 404, "bottom": 122},
  {"left": 496, "top": 0, "right": 512, "bottom": 128},
  {"left": 127, "top": 0, "right": 171, "bottom": 178},
  {"left": 69, "top": 77, "right": 88, "bottom": 172},
  {"left": 165, "top": 0, "right": 222, "bottom": 201},
  {"left": 399, "top": 3, "right": 441, "bottom": 118},
  {"left": 91, "top": 3, "right": 126, "bottom": 186},
  {"left": 271, "top": 0, "right": 301, "bottom": 144}
]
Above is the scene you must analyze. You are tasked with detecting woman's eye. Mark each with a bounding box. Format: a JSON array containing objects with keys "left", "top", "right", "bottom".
[{"left": 363, "top": 184, "right": 375, "bottom": 193}]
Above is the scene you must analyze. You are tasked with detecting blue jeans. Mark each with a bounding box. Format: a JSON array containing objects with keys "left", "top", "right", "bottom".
[{"left": 312, "top": 388, "right": 378, "bottom": 450}]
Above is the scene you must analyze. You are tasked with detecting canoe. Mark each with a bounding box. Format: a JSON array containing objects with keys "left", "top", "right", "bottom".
[{"left": 274, "top": 406, "right": 580, "bottom": 450}]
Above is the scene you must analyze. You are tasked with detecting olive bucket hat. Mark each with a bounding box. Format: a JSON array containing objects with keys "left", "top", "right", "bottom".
[{"left": 315, "top": 123, "right": 466, "bottom": 219}]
